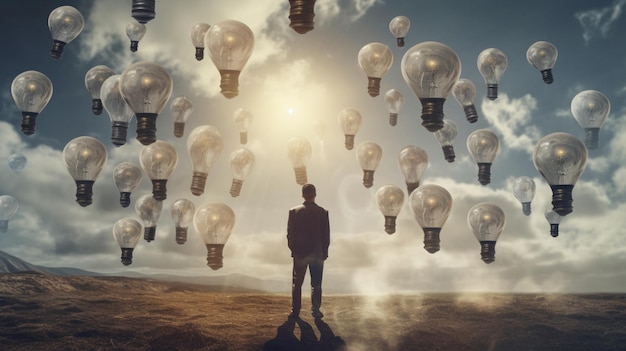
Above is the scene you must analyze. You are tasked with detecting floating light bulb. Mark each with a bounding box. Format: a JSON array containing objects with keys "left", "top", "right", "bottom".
[
  {"left": 358, "top": 42, "right": 393, "bottom": 97},
  {"left": 10, "top": 70, "right": 53, "bottom": 136},
  {"left": 433, "top": 119, "right": 458, "bottom": 163},
  {"left": 477, "top": 48, "right": 507, "bottom": 100},
  {"left": 126, "top": 21, "right": 146, "bottom": 52},
  {"left": 131, "top": 0, "right": 156, "bottom": 24},
  {"left": 85, "top": 65, "right": 115, "bottom": 116},
  {"left": 112, "top": 218, "right": 142, "bottom": 266},
  {"left": 48, "top": 5, "right": 84, "bottom": 59},
  {"left": 375, "top": 185, "right": 405, "bottom": 234},
  {"left": 187, "top": 125, "right": 224, "bottom": 196},
  {"left": 0, "top": 195, "right": 19, "bottom": 233},
  {"left": 194, "top": 202, "right": 236, "bottom": 270},
  {"left": 389, "top": 16, "right": 410, "bottom": 47},
  {"left": 139, "top": 140, "right": 178, "bottom": 201},
  {"left": 230, "top": 147, "right": 255, "bottom": 197},
  {"left": 233, "top": 108, "right": 253, "bottom": 144},
  {"left": 398, "top": 145, "right": 428, "bottom": 194},
  {"left": 288, "top": 0, "right": 316, "bottom": 34},
  {"left": 356, "top": 141, "right": 383, "bottom": 188},
  {"left": 190, "top": 23, "right": 210, "bottom": 60},
  {"left": 467, "top": 202, "right": 506, "bottom": 263},
  {"left": 452, "top": 78, "right": 479, "bottom": 123},
  {"left": 409, "top": 184, "right": 453, "bottom": 254},
  {"left": 467, "top": 129, "right": 500, "bottom": 185},
  {"left": 135, "top": 194, "right": 162, "bottom": 242},
  {"left": 170, "top": 199, "right": 195, "bottom": 244},
  {"left": 384, "top": 89, "right": 404, "bottom": 126},
  {"left": 62, "top": 136, "right": 107, "bottom": 207},
  {"left": 512, "top": 176, "right": 536, "bottom": 216},
  {"left": 170, "top": 96, "right": 193, "bottom": 138},
  {"left": 338, "top": 109, "right": 362, "bottom": 150},
  {"left": 113, "top": 162, "right": 142, "bottom": 208},
  {"left": 287, "top": 136, "right": 312, "bottom": 185},
  {"left": 526, "top": 41, "right": 557, "bottom": 84},
  {"left": 205, "top": 20, "right": 254, "bottom": 99},
  {"left": 101, "top": 75, "right": 134, "bottom": 146},
  {"left": 119, "top": 61, "right": 173, "bottom": 145},
  {"left": 545, "top": 209, "right": 562, "bottom": 237},
  {"left": 532, "top": 132, "right": 587, "bottom": 216},
  {"left": 8, "top": 153, "right": 27, "bottom": 174},
  {"left": 401, "top": 41, "right": 461, "bottom": 132},
  {"left": 570, "top": 90, "right": 610, "bottom": 150}
]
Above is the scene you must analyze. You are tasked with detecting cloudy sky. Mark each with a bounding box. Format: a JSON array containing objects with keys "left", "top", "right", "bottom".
[{"left": 1, "top": 0, "right": 625, "bottom": 293}]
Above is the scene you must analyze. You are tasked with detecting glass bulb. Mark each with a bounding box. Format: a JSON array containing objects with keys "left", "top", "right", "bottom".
[
  {"left": 477, "top": 48, "right": 507, "bottom": 100},
  {"left": 135, "top": 194, "right": 162, "bottom": 242},
  {"left": 190, "top": 23, "right": 211, "bottom": 60},
  {"left": 288, "top": 0, "right": 316, "bottom": 34},
  {"left": 287, "top": 136, "right": 312, "bottom": 185},
  {"left": 194, "top": 202, "right": 236, "bottom": 270},
  {"left": 0, "top": 195, "right": 19, "bottom": 233},
  {"left": 401, "top": 41, "right": 461, "bottom": 132},
  {"left": 545, "top": 209, "right": 562, "bottom": 238},
  {"left": 512, "top": 176, "right": 536, "bottom": 216},
  {"left": 113, "top": 162, "right": 142, "bottom": 208},
  {"left": 467, "top": 202, "right": 505, "bottom": 264},
  {"left": 570, "top": 90, "right": 610, "bottom": 150},
  {"left": 384, "top": 89, "right": 404, "bottom": 126},
  {"left": 526, "top": 41, "right": 557, "bottom": 84},
  {"left": 187, "top": 125, "right": 225, "bottom": 196},
  {"left": 533, "top": 132, "right": 587, "bottom": 216},
  {"left": 48, "top": 5, "right": 84, "bottom": 59},
  {"left": 85, "top": 65, "right": 115, "bottom": 116},
  {"left": 357, "top": 42, "right": 393, "bottom": 97},
  {"left": 119, "top": 61, "right": 173, "bottom": 145},
  {"left": 338, "top": 109, "right": 362, "bottom": 150},
  {"left": 139, "top": 140, "right": 178, "bottom": 201},
  {"left": 409, "top": 184, "right": 453, "bottom": 254},
  {"left": 375, "top": 185, "right": 405, "bottom": 235},
  {"left": 205, "top": 20, "right": 254, "bottom": 99},
  {"left": 398, "top": 145, "right": 428, "bottom": 194},
  {"left": 126, "top": 21, "right": 146, "bottom": 52},
  {"left": 233, "top": 108, "right": 253, "bottom": 144},
  {"left": 112, "top": 218, "right": 142, "bottom": 266},
  {"left": 170, "top": 96, "right": 193, "bottom": 138},
  {"left": 356, "top": 141, "right": 383, "bottom": 188},
  {"left": 11, "top": 70, "right": 53, "bottom": 136},
  {"left": 8, "top": 153, "right": 27, "bottom": 174},
  {"left": 170, "top": 199, "right": 195, "bottom": 245},
  {"left": 467, "top": 129, "right": 500, "bottom": 185},
  {"left": 131, "top": 0, "right": 156, "bottom": 24},
  {"left": 433, "top": 119, "right": 457, "bottom": 163},
  {"left": 389, "top": 16, "right": 410, "bottom": 47},
  {"left": 101, "top": 75, "right": 134, "bottom": 146},
  {"left": 452, "top": 78, "right": 479, "bottom": 123},
  {"left": 229, "top": 147, "right": 255, "bottom": 197},
  {"left": 62, "top": 136, "right": 108, "bottom": 207}
]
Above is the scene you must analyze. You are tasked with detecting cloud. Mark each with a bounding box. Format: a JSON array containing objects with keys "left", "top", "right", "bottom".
[{"left": 575, "top": 0, "right": 626, "bottom": 44}]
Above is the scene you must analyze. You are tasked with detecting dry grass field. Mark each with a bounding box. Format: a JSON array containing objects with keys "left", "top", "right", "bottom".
[{"left": 0, "top": 271, "right": 625, "bottom": 351}]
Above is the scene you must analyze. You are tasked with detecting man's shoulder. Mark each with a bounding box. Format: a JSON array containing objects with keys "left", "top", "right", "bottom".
[{"left": 290, "top": 204, "right": 306, "bottom": 213}]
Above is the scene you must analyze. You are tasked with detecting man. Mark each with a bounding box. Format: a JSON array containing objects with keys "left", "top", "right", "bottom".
[{"left": 287, "top": 183, "right": 330, "bottom": 319}]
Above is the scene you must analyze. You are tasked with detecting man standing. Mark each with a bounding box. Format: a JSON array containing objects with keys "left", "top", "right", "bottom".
[{"left": 287, "top": 183, "right": 330, "bottom": 319}]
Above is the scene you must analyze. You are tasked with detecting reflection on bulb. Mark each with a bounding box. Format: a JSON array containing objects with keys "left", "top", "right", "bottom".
[
  {"left": 0, "top": 195, "right": 19, "bottom": 233},
  {"left": 233, "top": 108, "right": 253, "bottom": 144},
  {"left": 452, "top": 78, "right": 479, "bottom": 123},
  {"left": 477, "top": 48, "right": 507, "bottom": 100},
  {"left": 135, "top": 194, "right": 163, "bottom": 242},
  {"left": 467, "top": 129, "right": 500, "bottom": 185},
  {"left": 512, "top": 176, "right": 536, "bottom": 216},
  {"left": 288, "top": 0, "right": 316, "bottom": 34},
  {"left": 101, "top": 75, "right": 134, "bottom": 146},
  {"left": 187, "top": 125, "right": 224, "bottom": 196},
  {"left": 467, "top": 202, "right": 506, "bottom": 264},
  {"left": 545, "top": 209, "right": 562, "bottom": 238},
  {"left": 113, "top": 162, "right": 142, "bottom": 208},
  {"left": 131, "top": 0, "right": 156, "bottom": 24},
  {"left": 230, "top": 147, "right": 255, "bottom": 197},
  {"left": 170, "top": 96, "right": 193, "bottom": 138},
  {"left": 62, "top": 136, "right": 107, "bottom": 207},
  {"left": 526, "top": 41, "right": 557, "bottom": 84},
  {"left": 398, "top": 145, "right": 428, "bottom": 194},
  {"left": 48, "top": 5, "right": 84, "bottom": 59},
  {"left": 570, "top": 90, "right": 610, "bottom": 150},
  {"left": 338, "top": 109, "right": 362, "bottom": 150},
  {"left": 375, "top": 185, "right": 405, "bottom": 234},
  {"left": 190, "top": 23, "right": 210, "bottom": 60},
  {"left": 433, "top": 119, "right": 457, "bottom": 163},
  {"left": 409, "top": 184, "right": 453, "bottom": 254},
  {"left": 112, "top": 218, "right": 142, "bottom": 266},
  {"left": 357, "top": 141, "right": 383, "bottom": 188},
  {"left": 11, "top": 70, "right": 53, "bottom": 136},
  {"left": 139, "top": 141, "right": 178, "bottom": 201},
  {"left": 358, "top": 42, "right": 393, "bottom": 97},
  {"left": 194, "top": 202, "right": 236, "bottom": 270},
  {"left": 287, "top": 136, "right": 312, "bottom": 185},
  {"left": 170, "top": 199, "right": 195, "bottom": 244},
  {"left": 126, "top": 21, "right": 146, "bottom": 52},
  {"left": 389, "top": 16, "right": 410, "bottom": 47},
  {"left": 8, "top": 153, "right": 27, "bottom": 174},
  {"left": 384, "top": 89, "right": 404, "bottom": 126},
  {"left": 84, "top": 65, "right": 114, "bottom": 116}
]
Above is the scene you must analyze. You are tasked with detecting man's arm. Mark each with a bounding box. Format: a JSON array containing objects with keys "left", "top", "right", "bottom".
[
  {"left": 322, "top": 210, "right": 330, "bottom": 259},
  {"left": 287, "top": 209, "right": 297, "bottom": 254}
]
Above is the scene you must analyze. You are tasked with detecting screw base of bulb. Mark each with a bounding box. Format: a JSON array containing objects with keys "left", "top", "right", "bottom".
[
  {"left": 441, "top": 145, "right": 455, "bottom": 163},
  {"left": 479, "top": 241, "right": 496, "bottom": 264},
  {"left": 173, "top": 122, "right": 185, "bottom": 138},
  {"left": 91, "top": 99, "right": 103, "bottom": 115},
  {"left": 463, "top": 104, "right": 479, "bottom": 123},
  {"left": 206, "top": 244, "right": 225, "bottom": 270},
  {"left": 20, "top": 112, "right": 38, "bottom": 136},
  {"left": 0, "top": 220, "right": 8, "bottom": 233},
  {"left": 476, "top": 163, "right": 492, "bottom": 185},
  {"left": 151, "top": 179, "right": 168, "bottom": 201},
  {"left": 383, "top": 216, "right": 397, "bottom": 234},
  {"left": 74, "top": 180, "right": 95, "bottom": 207},
  {"left": 50, "top": 40, "right": 66, "bottom": 59},
  {"left": 111, "top": 121, "right": 129, "bottom": 146},
  {"left": 144, "top": 226, "right": 156, "bottom": 242},
  {"left": 550, "top": 184, "right": 574, "bottom": 216},
  {"left": 522, "top": 202, "right": 531, "bottom": 216},
  {"left": 289, "top": 0, "right": 316, "bottom": 34},
  {"left": 121, "top": 248, "right": 134, "bottom": 266},
  {"left": 419, "top": 98, "right": 445, "bottom": 132},
  {"left": 423, "top": 228, "right": 441, "bottom": 254},
  {"left": 119, "top": 192, "right": 131, "bottom": 208},
  {"left": 135, "top": 113, "right": 158, "bottom": 145},
  {"left": 396, "top": 37, "right": 405, "bottom": 47},
  {"left": 130, "top": 41, "right": 139, "bottom": 52},
  {"left": 218, "top": 70, "right": 241, "bottom": 99},
  {"left": 584, "top": 128, "right": 600, "bottom": 150},
  {"left": 195, "top": 47, "right": 204, "bottom": 61},
  {"left": 131, "top": 0, "right": 156, "bottom": 24},
  {"left": 230, "top": 179, "right": 244, "bottom": 197},
  {"left": 541, "top": 69, "right": 554, "bottom": 84},
  {"left": 240, "top": 132, "right": 248, "bottom": 145},
  {"left": 550, "top": 224, "right": 559, "bottom": 237},
  {"left": 175, "top": 227, "right": 188, "bottom": 245},
  {"left": 362, "top": 170, "right": 375, "bottom": 188},
  {"left": 486, "top": 84, "right": 498, "bottom": 100},
  {"left": 294, "top": 167, "right": 308, "bottom": 185},
  {"left": 389, "top": 113, "right": 398, "bottom": 126},
  {"left": 344, "top": 135, "right": 355, "bottom": 150},
  {"left": 190, "top": 172, "right": 208, "bottom": 196},
  {"left": 406, "top": 182, "right": 419, "bottom": 195},
  {"left": 366, "top": 77, "right": 381, "bottom": 97}
]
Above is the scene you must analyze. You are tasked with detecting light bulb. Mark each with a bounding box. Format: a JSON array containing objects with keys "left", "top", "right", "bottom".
[
  {"left": 230, "top": 147, "right": 255, "bottom": 197},
  {"left": 287, "top": 136, "right": 312, "bottom": 185},
  {"left": 512, "top": 176, "right": 536, "bottom": 216},
  {"left": 170, "top": 96, "right": 193, "bottom": 138},
  {"left": 48, "top": 5, "right": 84, "bottom": 59},
  {"left": 233, "top": 108, "right": 253, "bottom": 144},
  {"left": 119, "top": 61, "right": 173, "bottom": 145},
  {"left": 526, "top": 41, "right": 557, "bottom": 84},
  {"left": 126, "top": 21, "right": 146, "bottom": 52},
  {"left": 452, "top": 78, "right": 479, "bottom": 123},
  {"left": 135, "top": 194, "right": 162, "bottom": 242},
  {"left": 289, "top": 0, "right": 316, "bottom": 34},
  {"left": 467, "top": 202, "right": 506, "bottom": 264},
  {"left": 139, "top": 140, "right": 178, "bottom": 201},
  {"left": 467, "top": 129, "right": 500, "bottom": 185},
  {"left": 389, "top": 16, "right": 410, "bottom": 47},
  {"left": 477, "top": 48, "right": 507, "bottom": 100},
  {"left": 62, "top": 136, "right": 108, "bottom": 207},
  {"left": 194, "top": 202, "right": 236, "bottom": 270},
  {"left": 11, "top": 70, "right": 53, "bottom": 136},
  {"left": 545, "top": 209, "right": 562, "bottom": 238},
  {"left": 358, "top": 42, "right": 393, "bottom": 97},
  {"left": 375, "top": 185, "right": 405, "bottom": 234},
  {"left": 398, "top": 145, "right": 428, "bottom": 194},
  {"left": 8, "top": 153, "right": 27, "bottom": 174},
  {"left": 532, "top": 132, "right": 587, "bottom": 216},
  {"left": 190, "top": 23, "right": 211, "bottom": 60},
  {"left": 113, "top": 162, "right": 142, "bottom": 208},
  {"left": 187, "top": 125, "right": 224, "bottom": 196},
  {"left": 433, "top": 119, "right": 457, "bottom": 163},
  {"left": 401, "top": 41, "right": 461, "bottom": 132},
  {"left": 356, "top": 141, "right": 383, "bottom": 188},
  {"left": 0, "top": 195, "right": 19, "bottom": 233},
  {"left": 409, "top": 184, "right": 453, "bottom": 254},
  {"left": 205, "top": 20, "right": 254, "bottom": 99},
  {"left": 131, "top": 0, "right": 156, "bottom": 24},
  {"left": 101, "top": 75, "right": 134, "bottom": 146},
  {"left": 170, "top": 199, "right": 195, "bottom": 244},
  {"left": 84, "top": 65, "right": 115, "bottom": 116},
  {"left": 384, "top": 89, "right": 404, "bottom": 126},
  {"left": 338, "top": 109, "right": 362, "bottom": 150},
  {"left": 112, "top": 218, "right": 142, "bottom": 266},
  {"left": 570, "top": 90, "right": 610, "bottom": 150}
]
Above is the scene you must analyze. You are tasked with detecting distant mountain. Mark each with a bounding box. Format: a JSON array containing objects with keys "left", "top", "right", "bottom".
[{"left": 0, "top": 250, "right": 102, "bottom": 277}]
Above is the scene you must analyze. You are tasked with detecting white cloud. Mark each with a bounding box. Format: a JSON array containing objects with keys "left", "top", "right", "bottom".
[{"left": 575, "top": 0, "right": 626, "bottom": 44}]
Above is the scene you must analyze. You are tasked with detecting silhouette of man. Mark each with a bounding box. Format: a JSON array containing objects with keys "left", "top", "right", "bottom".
[{"left": 287, "top": 183, "right": 330, "bottom": 319}]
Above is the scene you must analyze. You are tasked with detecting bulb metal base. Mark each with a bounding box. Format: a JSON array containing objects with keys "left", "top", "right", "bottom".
[
  {"left": 423, "top": 228, "right": 441, "bottom": 254},
  {"left": 383, "top": 216, "right": 397, "bottom": 234},
  {"left": 396, "top": 37, "right": 405, "bottom": 47},
  {"left": 366, "top": 77, "right": 381, "bottom": 97},
  {"left": 288, "top": 0, "right": 316, "bottom": 34},
  {"left": 584, "top": 128, "right": 600, "bottom": 150},
  {"left": 135, "top": 113, "right": 158, "bottom": 145},
  {"left": 20, "top": 112, "right": 38, "bottom": 136},
  {"left": 74, "top": 180, "right": 95, "bottom": 207},
  {"left": 0, "top": 220, "right": 8, "bottom": 233},
  {"left": 389, "top": 113, "right": 398, "bottom": 126},
  {"left": 294, "top": 167, "right": 308, "bottom": 185},
  {"left": 230, "top": 179, "right": 244, "bottom": 197},
  {"left": 92, "top": 99, "right": 103, "bottom": 115},
  {"left": 344, "top": 134, "right": 355, "bottom": 150},
  {"left": 206, "top": 244, "right": 225, "bottom": 270},
  {"left": 151, "top": 179, "right": 168, "bottom": 201},
  {"left": 144, "top": 226, "right": 156, "bottom": 242},
  {"left": 50, "top": 40, "right": 66, "bottom": 59},
  {"left": 239, "top": 132, "right": 248, "bottom": 145},
  {"left": 522, "top": 202, "right": 531, "bottom": 216},
  {"left": 477, "top": 163, "right": 492, "bottom": 185},
  {"left": 479, "top": 241, "right": 496, "bottom": 264},
  {"left": 550, "top": 184, "right": 574, "bottom": 216},
  {"left": 131, "top": 0, "right": 156, "bottom": 24},
  {"left": 406, "top": 182, "right": 419, "bottom": 195},
  {"left": 418, "top": 98, "right": 445, "bottom": 132},
  {"left": 218, "top": 70, "right": 241, "bottom": 99},
  {"left": 195, "top": 47, "right": 204, "bottom": 61},
  {"left": 362, "top": 170, "right": 375, "bottom": 188},
  {"left": 550, "top": 224, "right": 559, "bottom": 238},
  {"left": 130, "top": 41, "right": 139, "bottom": 52},
  {"left": 463, "top": 104, "right": 479, "bottom": 123},
  {"left": 175, "top": 227, "right": 188, "bottom": 245},
  {"left": 111, "top": 121, "right": 129, "bottom": 146},
  {"left": 541, "top": 69, "right": 554, "bottom": 84},
  {"left": 486, "top": 84, "right": 498, "bottom": 100},
  {"left": 190, "top": 172, "right": 208, "bottom": 196},
  {"left": 119, "top": 192, "right": 131, "bottom": 208},
  {"left": 173, "top": 122, "right": 185, "bottom": 138},
  {"left": 441, "top": 145, "right": 455, "bottom": 163},
  {"left": 120, "top": 248, "right": 134, "bottom": 266}
]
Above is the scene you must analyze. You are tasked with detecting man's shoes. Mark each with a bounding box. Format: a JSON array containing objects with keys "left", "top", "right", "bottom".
[{"left": 311, "top": 308, "right": 324, "bottom": 319}]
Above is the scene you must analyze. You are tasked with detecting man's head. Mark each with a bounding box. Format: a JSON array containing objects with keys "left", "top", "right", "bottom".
[{"left": 302, "top": 183, "right": 316, "bottom": 200}]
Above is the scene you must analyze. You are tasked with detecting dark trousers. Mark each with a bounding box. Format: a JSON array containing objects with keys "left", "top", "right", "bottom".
[{"left": 291, "top": 256, "right": 324, "bottom": 313}]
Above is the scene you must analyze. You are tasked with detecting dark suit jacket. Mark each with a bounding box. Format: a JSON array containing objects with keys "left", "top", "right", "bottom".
[{"left": 287, "top": 201, "right": 330, "bottom": 259}]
